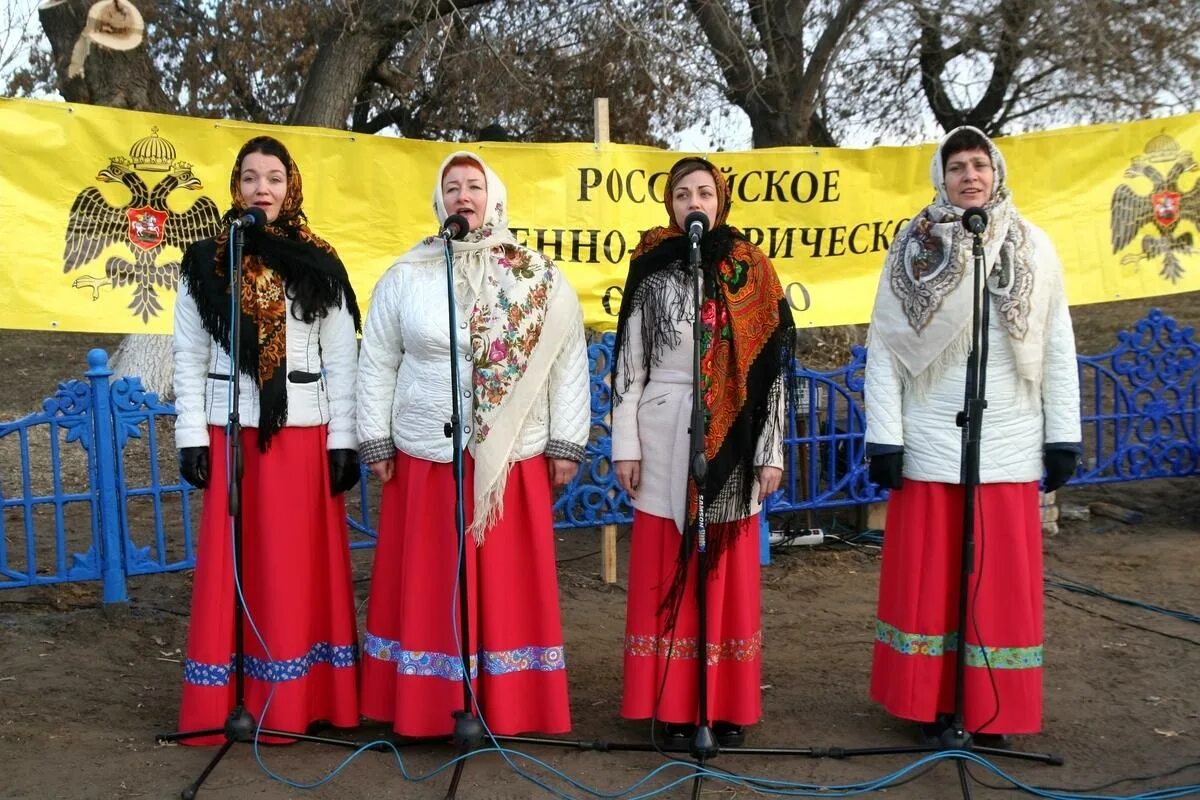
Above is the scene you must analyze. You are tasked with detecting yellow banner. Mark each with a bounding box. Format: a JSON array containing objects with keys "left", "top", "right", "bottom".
[{"left": 1, "top": 97, "right": 1197, "bottom": 334}]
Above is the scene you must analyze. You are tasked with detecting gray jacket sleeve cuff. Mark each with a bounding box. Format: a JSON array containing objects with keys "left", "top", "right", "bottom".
[
  {"left": 546, "top": 439, "right": 586, "bottom": 463},
  {"left": 359, "top": 437, "right": 396, "bottom": 464}
]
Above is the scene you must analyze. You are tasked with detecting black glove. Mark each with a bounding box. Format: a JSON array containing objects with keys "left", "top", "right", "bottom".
[
  {"left": 868, "top": 451, "right": 904, "bottom": 490},
  {"left": 179, "top": 447, "right": 209, "bottom": 489},
  {"left": 1042, "top": 448, "right": 1079, "bottom": 493},
  {"left": 328, "top": 449, "right": 361, "bottom": 496}
]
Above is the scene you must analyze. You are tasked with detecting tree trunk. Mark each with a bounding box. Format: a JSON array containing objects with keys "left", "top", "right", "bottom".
[
  {"left": 290, "top": 31, "right": 391, "bottom": 128},
  {"left": 38, "top": 0, "right": 173, "bottom": 111}
]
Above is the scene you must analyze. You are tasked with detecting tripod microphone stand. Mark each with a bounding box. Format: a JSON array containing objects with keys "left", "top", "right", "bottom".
[
  {"left": 432, "top": 215, "right": 489, "bottom": 800},
  {"left": 820, "top": 207, "right": 1062, "bottom": 798},
  {"left": 159, "top": 210, "right": 361, "bottom": 799}
]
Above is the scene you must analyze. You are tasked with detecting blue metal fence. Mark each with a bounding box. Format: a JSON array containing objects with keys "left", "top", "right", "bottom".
[{"left": 2, "top": 310, "right": 1197, "bottom": 601}]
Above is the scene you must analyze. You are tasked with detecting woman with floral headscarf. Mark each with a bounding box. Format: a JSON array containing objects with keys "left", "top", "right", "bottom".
[
  {"left": 612, "top": 157, "right": 795, "bottom": 747},
  {"left": 356, "top": 151, "right": 589, "bottom": 736},
  {"left": 865, "top": 127, "right": 1081, "bottom": 744},
  {"left": 173, "top": 135, "right": 362, "bottom": 743}
]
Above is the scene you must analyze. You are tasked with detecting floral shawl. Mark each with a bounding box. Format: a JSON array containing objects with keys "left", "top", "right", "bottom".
[
  {"left": 613, "top": 158, "right": 795, "bottom": 568},
  {"left": 395, "top": 150, "right": 580, "bottom": 542}
]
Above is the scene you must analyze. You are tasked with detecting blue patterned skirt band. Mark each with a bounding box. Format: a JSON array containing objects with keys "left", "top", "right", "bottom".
[
  {"left": 363, "top": 632, "right": 565, "bottom": 681},
  {"left": 184, "top": 642, "right": 359, "bottom": 687}
]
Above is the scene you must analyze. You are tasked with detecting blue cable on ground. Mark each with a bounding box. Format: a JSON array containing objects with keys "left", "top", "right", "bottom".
[{"left": 1047, "top": 573, "right": 1200, "bottom": 625}]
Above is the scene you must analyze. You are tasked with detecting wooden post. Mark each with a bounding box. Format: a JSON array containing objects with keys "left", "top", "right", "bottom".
[
  {"left": 602, "top": 524, "right": 618, "bottom": 584},
  {"left": 594, "top": 97, "right": 610, "bottom": 147},
  {"left": 595, "top": 96, "right": 619, "bottom": 584}
]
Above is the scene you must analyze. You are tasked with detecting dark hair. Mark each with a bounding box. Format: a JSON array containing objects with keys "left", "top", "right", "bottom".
[
  {"left": 667, "top": 157, "right": 715, "bottom": 194},
  {"left": 940, "top": 129, "right": 992, "bottom": 172},
  {"left": 236, "top": 135, "right": 293, "bottom": 176}
]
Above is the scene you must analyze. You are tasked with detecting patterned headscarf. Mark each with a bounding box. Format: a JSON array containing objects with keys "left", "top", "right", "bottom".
[
  {"left": 180, "top": 136, "right": 359, "bottom": 450},
  {"left": 614, "top": 156, "right": 795, "bottom": 569},
  {"left": 869, "top": 126, "right": 1051, "bottom": 397}
]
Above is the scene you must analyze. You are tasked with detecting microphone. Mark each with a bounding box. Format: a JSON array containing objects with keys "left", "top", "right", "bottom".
[
  {"left": 439, "top": 213, "right": 469, "bottom": 241},
  {"left": 962, "top": 207, "right": 988, "bottom": 235},
  {"left": 684, "top": 210, "right": 708, "bottom": 245},
  {"left": 228, "top": 206, "right": 267, "bottom": 230}
]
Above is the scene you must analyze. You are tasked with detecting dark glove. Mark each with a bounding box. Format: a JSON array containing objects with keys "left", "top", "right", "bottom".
[
  {"left": 328, "top": 449, "right": 361, "bottom": 496},
  {"left": 868, "top": 451, "right": 904, "bottom": 490},
  {"left": 179, "top": 447, "right": 209, "bottom": 489},
  {"left": 1042, "top": 448, "right": 1079, "bottom": 493}
]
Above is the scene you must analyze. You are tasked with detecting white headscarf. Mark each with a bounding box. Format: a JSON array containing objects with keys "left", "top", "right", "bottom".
[
  {"left": 869, "top": 126, "right": 1053, "bottom": 397},
  {"left": 399, "top": 151, "right": 581, "bottom": 542}
]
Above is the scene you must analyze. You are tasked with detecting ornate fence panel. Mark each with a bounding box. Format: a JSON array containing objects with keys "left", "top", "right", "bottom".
[
  {"left": 767, "top": 346, "right": 886, "bottom": 515},
  {"left": 109, "top": 369, "right": 201, "bottom": 578},
  {"left": 552, "top": 332, "right": 632, "bottom": 528},
  {"left": 2, "top": 311, "right": 1197, "bottom": 602},
  {"left": 1074, "top": 309, "right": 1199, "bottom": 484},
  {"left": 1, "top": 351, "right": 111, "bottom": 596}
]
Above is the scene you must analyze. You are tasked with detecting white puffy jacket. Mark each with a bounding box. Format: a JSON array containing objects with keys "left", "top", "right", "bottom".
[
  {"left": 865, "top": 227, "right": 1080, "bottom": 483},
  {"left": 356, "top": 258, "right": 590, "bottom": 463},
  {"left": 172, "top": 282, "right": 359, "bottom": 450}
]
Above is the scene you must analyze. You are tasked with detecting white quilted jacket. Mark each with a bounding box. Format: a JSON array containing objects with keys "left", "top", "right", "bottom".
[
  {"left": 356, "top": 257, "right": 590, "bottom": 463},
  {"left": 172, "top": 282, "right": 359, "bottom": 450},
  {"left": 865, "top": 226, "right": 1081, "bottom": 483}
]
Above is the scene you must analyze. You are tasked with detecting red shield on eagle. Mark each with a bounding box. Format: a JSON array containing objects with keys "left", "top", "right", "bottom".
[
  {"left": 126, "top": 206, "right": 167, "bottom": 250},
  {"left": 1151, "top": 191, "right": 1181, "bottom": 228}
]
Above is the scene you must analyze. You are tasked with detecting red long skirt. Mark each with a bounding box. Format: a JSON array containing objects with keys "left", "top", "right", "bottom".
[
  {"left": 359, "top": 452, "right": 570, "bottom": 737},
  {"left": 178, "top": 425, "right": 360, "bottom": 745},
  {"left": 870, "top": 480, "right": 1044, "bottom": 734},
  {"left": 621, "top": 511, "right": 762, "bottom": 726}
]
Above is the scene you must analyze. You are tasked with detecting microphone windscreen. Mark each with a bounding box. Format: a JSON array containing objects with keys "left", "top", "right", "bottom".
[
  {"left": 962, "top": 207, "right": 988, "bottom": 234},
  {"left": 684, "top": 210, "right": 709, "bottom": 235},
  {"left": 245, "top": 206, "right": 267, "bottom": 227},
  {"left": 442, "top": 213, "right": 469, "bottom": 240}
]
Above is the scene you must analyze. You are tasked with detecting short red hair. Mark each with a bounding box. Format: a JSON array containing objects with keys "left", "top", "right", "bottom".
[{"left": 442, "top": 155, "right": 485, "bottom": 181}]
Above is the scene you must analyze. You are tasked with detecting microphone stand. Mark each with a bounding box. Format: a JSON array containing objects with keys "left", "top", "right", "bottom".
[
  {"left": 683, "top": 228, "right": 719, "bottom": 798},
  {"left": 159, "top": 221, "right": 361, "bottom": 799},
  {"left": 809, "top": 219, "right": 1061, "bottom": 799},
  {"left": 439, "top": 228, "right": 486, "bottom": 800}
]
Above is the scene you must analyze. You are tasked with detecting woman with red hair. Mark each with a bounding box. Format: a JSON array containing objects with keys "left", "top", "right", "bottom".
[{"left": 356, "top": 151, "right": 589, "bottom": 737}]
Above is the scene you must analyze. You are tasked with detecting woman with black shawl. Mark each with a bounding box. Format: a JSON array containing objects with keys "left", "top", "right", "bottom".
[
  {"left": 172, "top": 136, "right": 362, "bottom": 743},
  {"left": 612, "top": 157, "right": 795, "bottom": 746}
]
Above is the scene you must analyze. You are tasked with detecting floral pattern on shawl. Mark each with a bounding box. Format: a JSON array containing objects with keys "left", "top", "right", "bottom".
[{"left": 470, "top": 246, "right": 554, "bottom": 443}]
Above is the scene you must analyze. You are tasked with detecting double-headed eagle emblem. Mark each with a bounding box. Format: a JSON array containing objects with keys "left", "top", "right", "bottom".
[
  {"left": 1110, "top": 133, "right": 1198, "bottom": 283},
  {"left": 63, "top": 127, "right": 223, "bottom": 321}
]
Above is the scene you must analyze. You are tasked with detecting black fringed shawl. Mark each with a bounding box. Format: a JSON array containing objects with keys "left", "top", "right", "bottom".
[{"left": 179, "top": 220, "right": 360, "bottom": 451}]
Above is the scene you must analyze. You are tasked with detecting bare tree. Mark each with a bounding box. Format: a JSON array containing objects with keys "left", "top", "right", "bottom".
[
  {"left": 659, "top": 0, "right": 871, "bottom": 147},
  {"left": 831, "top": 0, "right": 1200, "bottom": 143}
]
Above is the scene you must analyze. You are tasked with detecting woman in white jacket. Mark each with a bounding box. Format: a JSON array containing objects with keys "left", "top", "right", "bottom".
[
  {"left": 865, "top": 127, "right": 1081, "bottom": 745},
  {"left": 356, "top": 151, "right": 589, "bottom": 737},
  {"left": 612, "top": 157, "right": 795, "bottom": 747},
  {"left": 173, "top": 136, "right": 362, "bottom": 743}
]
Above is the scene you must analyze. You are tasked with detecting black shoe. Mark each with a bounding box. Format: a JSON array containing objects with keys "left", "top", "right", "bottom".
[
  {"left": 664, "top": 722, "right": 696, "bottom": 741},
  {"left": 713, "top": 721, "right": 745, "bottom": 748},
  {"left": 917, "top": 714, "right": 953, "bottom": 746}
]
